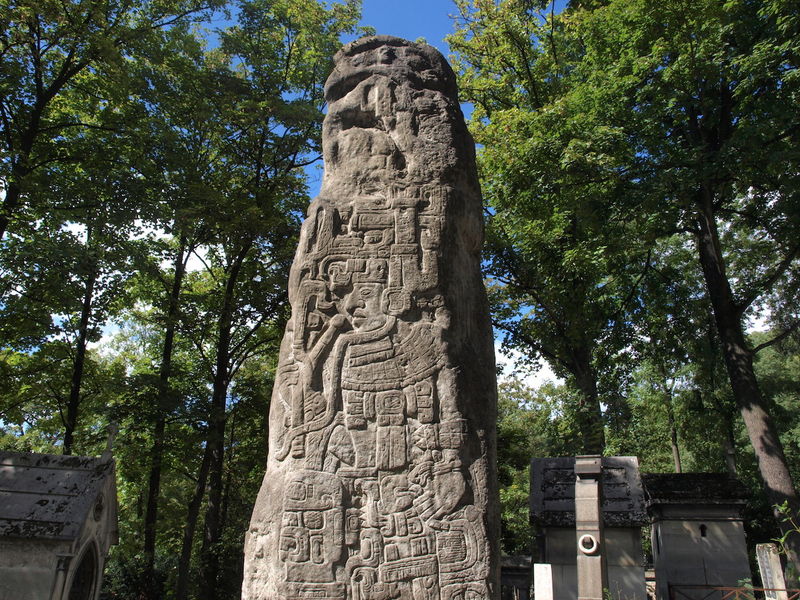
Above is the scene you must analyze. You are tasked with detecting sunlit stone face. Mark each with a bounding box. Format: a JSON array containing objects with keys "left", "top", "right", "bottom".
[{"left": 243, "top": 35, "right": 499, "bottom": 600}]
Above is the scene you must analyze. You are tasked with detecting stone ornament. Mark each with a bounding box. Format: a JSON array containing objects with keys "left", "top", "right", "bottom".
[{"left": 242, "top": 36, "right": 499, "bottom": 600}]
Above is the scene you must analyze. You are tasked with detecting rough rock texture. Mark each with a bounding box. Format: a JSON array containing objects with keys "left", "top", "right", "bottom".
[{"left": 242, "top": 36, "right": 499, "bottom": 600}]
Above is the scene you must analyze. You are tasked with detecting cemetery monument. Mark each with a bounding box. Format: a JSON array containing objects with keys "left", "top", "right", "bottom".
[{"left": 242, "top": 35, "right": 500, "bottom": 600}]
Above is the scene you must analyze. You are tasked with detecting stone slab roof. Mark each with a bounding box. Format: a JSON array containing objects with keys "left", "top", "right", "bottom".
[
  {"left": 641, "top": 472, "right": 750, "bottom": 506},
  {"left": 0, "top": 451, "right": 114, "bottom": 540},
  {"left": 530, "top": 456, "right": 648, "bottom": 527}
]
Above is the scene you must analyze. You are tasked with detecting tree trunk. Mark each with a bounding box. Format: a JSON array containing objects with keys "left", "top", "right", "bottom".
[
  {"left": 198, "top": 242, "right": 251, "bottom": 600},
  {"left": 220, "top": 408, "right": 237, "bottom": 537},
  {"left": 143, "top": 236, "right": 188, "bottom": 593},
  {"left": 695, "top": 192, "right": 800, "bottom": 580},
  {"left": 666, "top": 398, "right": 682, "bottom": 473},
  {"left": 657, "top": 365, "right": 682, "bottom": 473},
  {"left": 571, "top": 347, "right": 605, "bottom": 454},
  {"left": 721, "top": 416, "right": 738, "bottom": 476},
  {"left": 175, "top": 439, "right": 214, "bottom": 600},
  {"left": 63, "top": 257, "right": 98, "bottom": 456}
]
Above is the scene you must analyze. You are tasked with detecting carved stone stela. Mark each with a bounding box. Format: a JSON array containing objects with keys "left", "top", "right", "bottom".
[{"left": 242, "top": 36, "right": 499, "bottom": 600}]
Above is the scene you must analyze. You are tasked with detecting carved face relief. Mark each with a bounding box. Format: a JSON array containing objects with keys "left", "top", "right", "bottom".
[
  {"left": 376, "top": 46, "right": 396, "bottom": 65},
  {"left": 344, "top": 282, "right": 386, "bottom": 332}
]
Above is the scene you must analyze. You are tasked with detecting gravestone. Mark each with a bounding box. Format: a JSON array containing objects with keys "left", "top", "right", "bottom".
[
  {"left": 533, "top": 563, "right": 553, "bottom": 600},
  {"left": 243, "top": 35, "right": 499, "bottom": 600},
  {"left": 530, "top": 456, "right": 647, "bottom": 600},
  {"left": 756, "top": 543, "right": 789, "bottom": 600}
]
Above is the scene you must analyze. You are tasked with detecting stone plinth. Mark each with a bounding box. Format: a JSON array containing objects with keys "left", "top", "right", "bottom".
[{"left": 243, "top": 35, "right": 499, "bottom": 600}]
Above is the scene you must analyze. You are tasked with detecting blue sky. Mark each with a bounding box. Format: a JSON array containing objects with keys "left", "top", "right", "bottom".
[
  {"left": 306, "top": 0, "right": 466, "bottom": 196},
  {"left": 354, "top": 0, "right": 463, "bottom": 52}
]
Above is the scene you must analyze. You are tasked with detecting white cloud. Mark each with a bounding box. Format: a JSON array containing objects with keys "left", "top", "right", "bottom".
[
  {"left": 87, "top": 322, "right": 121, "bottom": 356},
  {"left": 494, "top": 341, "right": 563, "bottom": 389}
]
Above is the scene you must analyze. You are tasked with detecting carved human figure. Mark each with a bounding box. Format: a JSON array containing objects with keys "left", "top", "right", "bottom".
[{"left": 243, "top": 36, "right": 499, "bottom": 600}]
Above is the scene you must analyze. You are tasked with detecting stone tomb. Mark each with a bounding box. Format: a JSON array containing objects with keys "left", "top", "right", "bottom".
[
  {"left": 501, "top": 556, "right": 531, "bottom": 600},
  {"left": 0, "top": 451, "right": 118, "bottom": 600},
  {"left": 642, "top": 473, "right": 752, "bottom": 600},
  {"left": 530, "top": 456, "right": 647, "bottom": 600},
  {"left": 243, "top": 36, "right": 499, "bottom": 600}
]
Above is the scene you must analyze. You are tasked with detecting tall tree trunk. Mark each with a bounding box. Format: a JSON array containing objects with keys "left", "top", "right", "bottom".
[
  {"left": 701, "top": 331, "right": 739, "bottom": 475},
  {"left": 695, "top": 191, "right": 800, "bottom": 579},
  {"left": 63, "top": 256, "right": 98, "bottom": 456},
  {"left": 665, "top": 391, "right": 682, "bottom": 474},
  {"left": 571, "top": 347, "right": 605, "bottom": 454},
  {"left": 175, "top": 439, "right": 214, "bottom": 600},
  {"left": 659, "top": 367, "right": 682, "bottom": 473},
  {"left": 721, "top": 416, "right": 738, "bottom": 476},
  {"left": 143, "top": 236, "right": 188, "bottom": 594},
  {"left": 219, "top": 407, "right": 237, "bottom": 537},
  {"left": 199, "top": 242, "right": 251, "bottom": 600}
]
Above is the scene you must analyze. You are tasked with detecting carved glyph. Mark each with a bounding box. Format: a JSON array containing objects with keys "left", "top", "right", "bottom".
[{"left": 243, "top": 36, "right": 499, "bottom": 600}]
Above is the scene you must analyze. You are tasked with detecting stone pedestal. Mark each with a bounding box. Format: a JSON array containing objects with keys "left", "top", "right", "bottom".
[{"left": 243, "top": 36, "right": 499, "bottom": 600}]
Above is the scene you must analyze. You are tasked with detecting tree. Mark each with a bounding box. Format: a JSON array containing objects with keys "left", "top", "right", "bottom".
[
  {"left": 496, "top": 375, "right": 586, "bottom": 554},
  {"left": 0, "top": 152, "right": 145, "bottom": 454},
  {"left": 451, "top": 0, "right": 800, "bottom": 574},
  {"left": 2, "top": 2, "right": 367, "bottom": 598},
  {"left": 450, "top": 0, "right": 654, "bottom": 453},
  {"left": 0, "top": 0, "right": 217, "bottom": 241},
  {"left": 149, "top": 2, "right": 365, "bottom": 597}
]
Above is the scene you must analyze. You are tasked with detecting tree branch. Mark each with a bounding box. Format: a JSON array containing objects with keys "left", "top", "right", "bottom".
[
  {"left": 753, "top": 321, "right": 800, "bottom": 354},
  {"left": 736, "top": 244, "right": 800, "bottom": 316}
]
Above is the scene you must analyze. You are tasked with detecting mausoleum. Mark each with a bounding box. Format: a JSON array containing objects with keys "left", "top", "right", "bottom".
[
  {"left": 0, "top": 450, "right": 118, "bottom": 600},
  {"left": 642, "top": 472, "right": 751, "bottom": 600},
  {"left": 530, "top": 456, "right": 648, "bottom": 600}
]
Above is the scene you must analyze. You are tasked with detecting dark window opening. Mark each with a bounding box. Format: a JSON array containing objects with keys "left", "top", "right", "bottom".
[{"left": 68, "top": 544, "right": 97, "bottom": 600}]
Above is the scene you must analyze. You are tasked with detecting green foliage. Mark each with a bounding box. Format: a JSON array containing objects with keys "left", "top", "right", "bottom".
[
  {"left": 496, "top": 375, "right": 586, "bottom": 554},
  {"left": 453, "top": 0, "right": 800, "bottom": 571},
  {"left": 2, "top": 0, "right": 800, "bottom": 592},
  {"left": 1, "top": 1, "right": 364, "bottom": 598},
  {"left": 451, "top": 0, "right": 658, "bottom": 453}
]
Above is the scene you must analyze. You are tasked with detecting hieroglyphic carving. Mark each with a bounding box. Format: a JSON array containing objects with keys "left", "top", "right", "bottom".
[{"left": 243, "top": 36, "right": 499, "bottom": 600}]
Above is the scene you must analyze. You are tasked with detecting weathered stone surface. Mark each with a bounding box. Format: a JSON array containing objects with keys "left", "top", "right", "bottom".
[
  {"left": 0, "top": 450, "right": 118, "bottom": 600},
  {"left": 242, "top": 36, "right": 499, "bottom": 600}
]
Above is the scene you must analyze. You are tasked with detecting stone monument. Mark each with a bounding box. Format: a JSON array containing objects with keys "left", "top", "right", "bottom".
[
  {"left": 530, "top": 456, "right": 647, "bottom": 600},
  {"left": 642, "top": 472, "right": 752, "bottom": 600},
  {"left": 243, "top": 35, "right": 499, "bottom": 600},
  {"left": 757, "top": 543, "right": 789, "bottom": 600}
]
